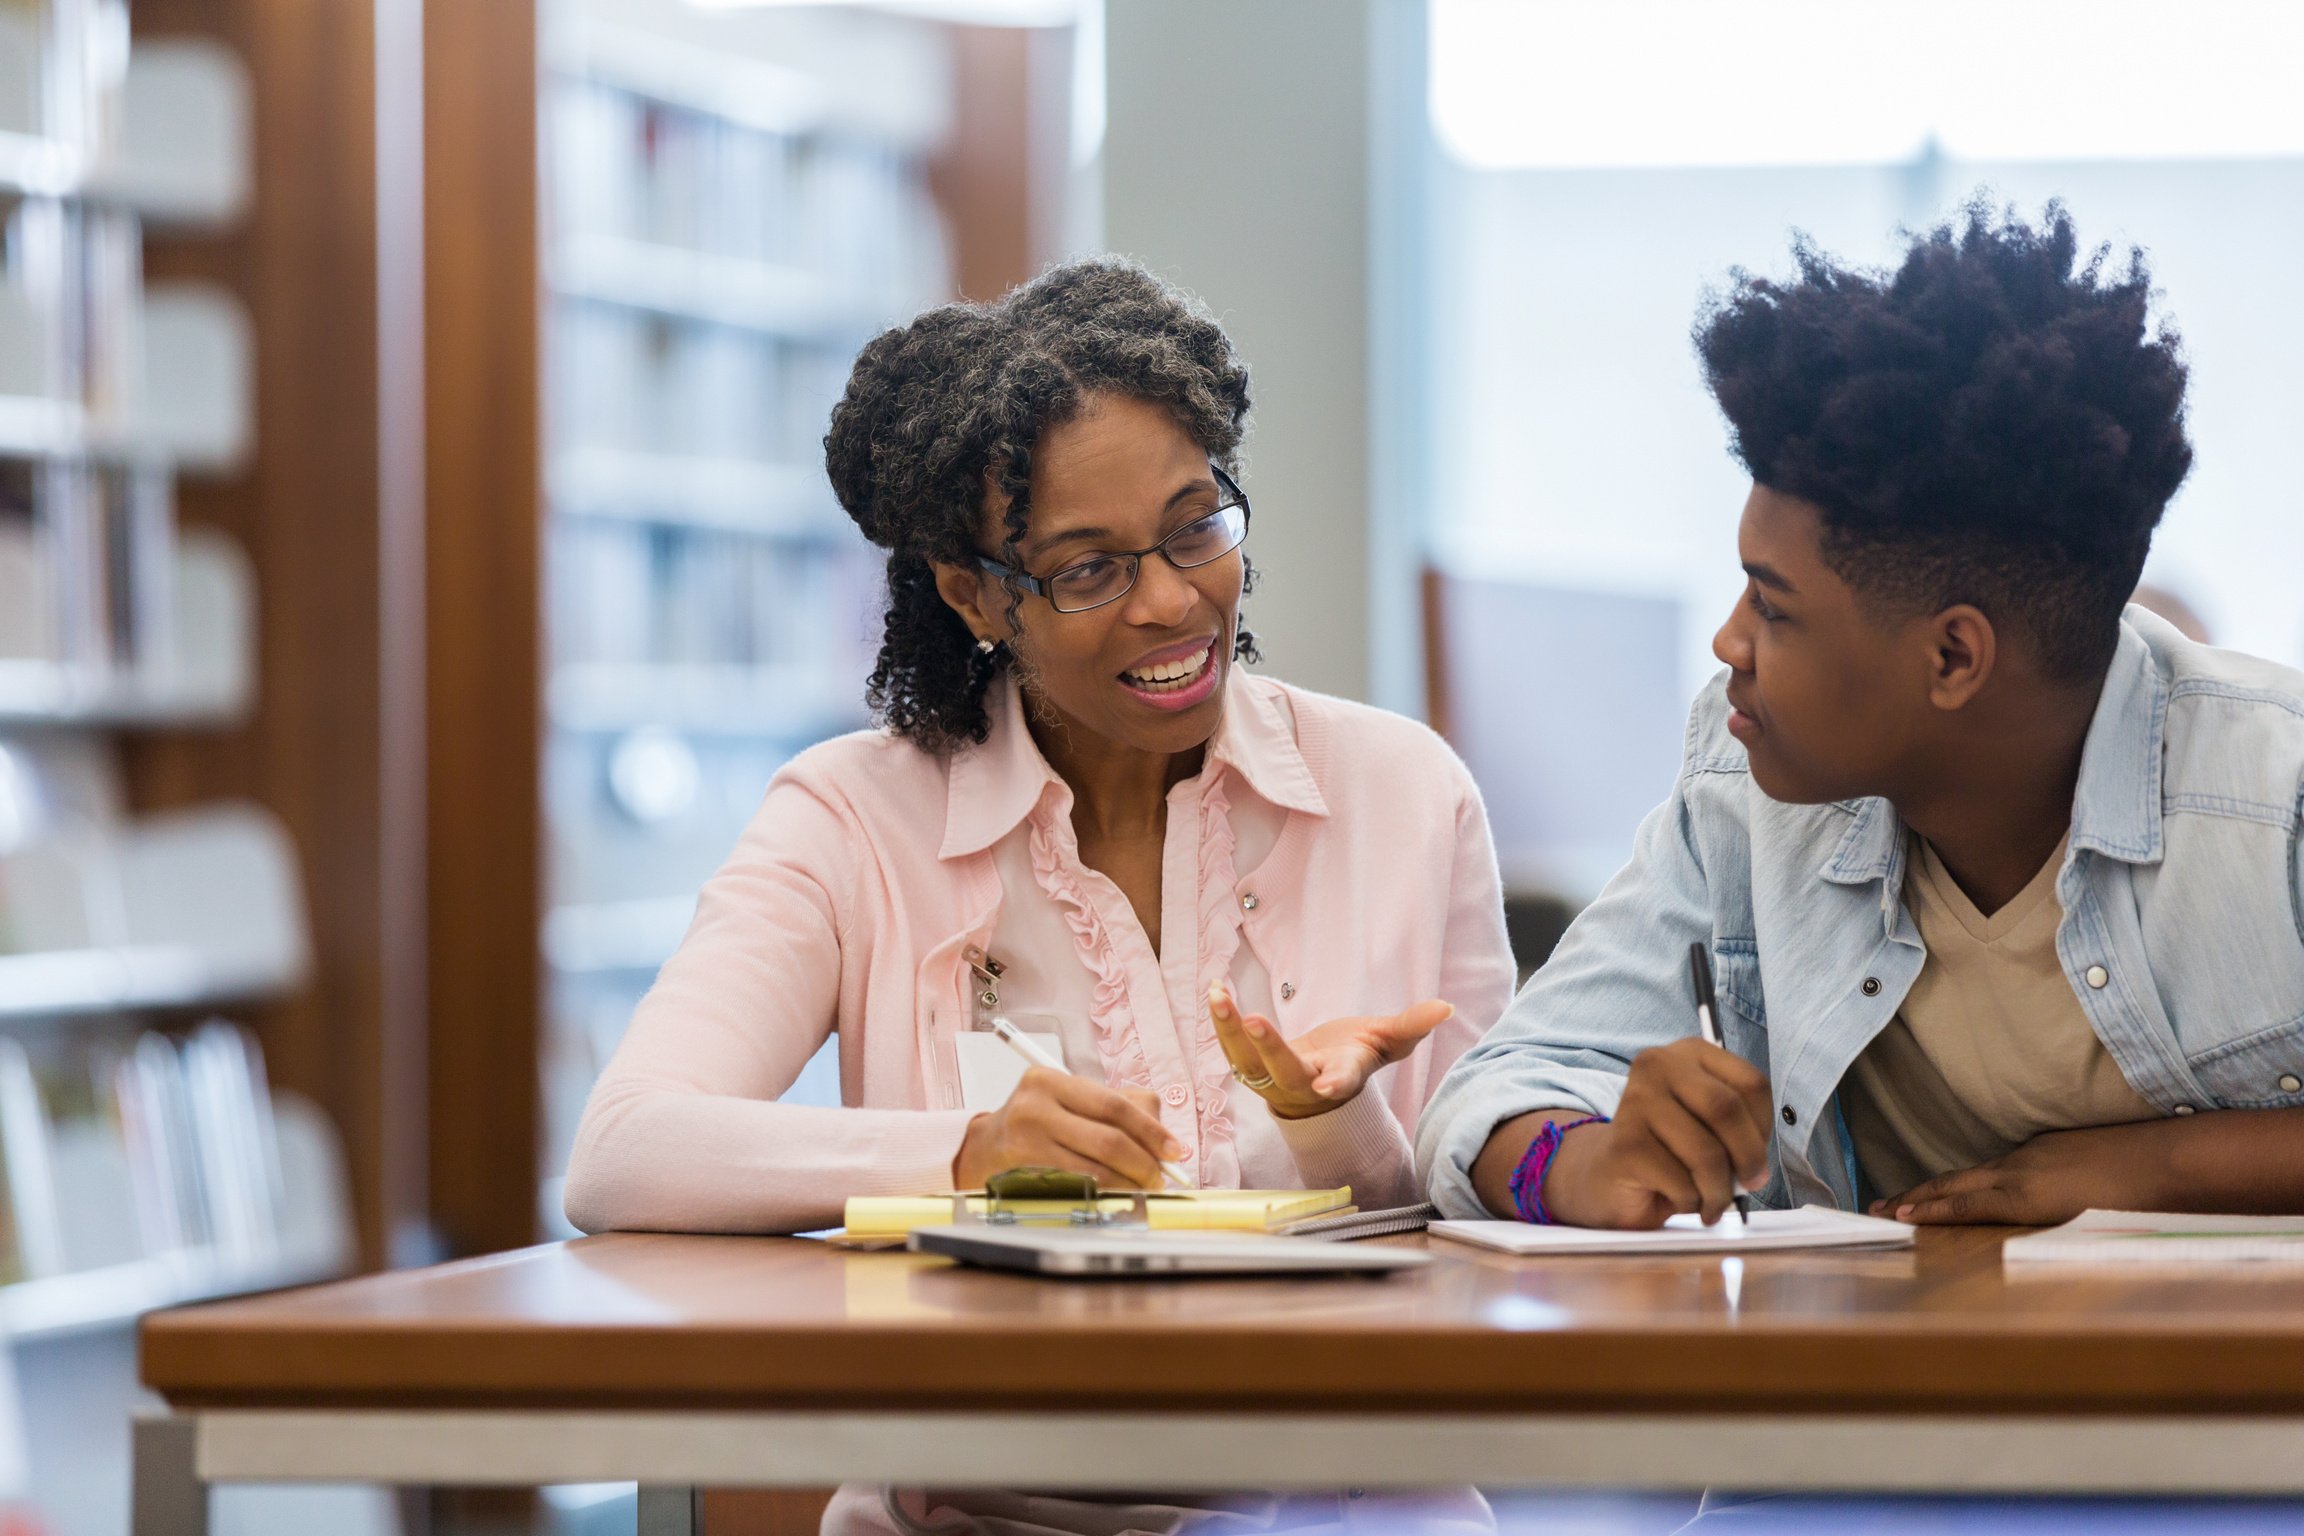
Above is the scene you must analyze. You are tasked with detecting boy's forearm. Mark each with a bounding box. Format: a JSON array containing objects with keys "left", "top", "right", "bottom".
[
  {"left": 1889, "top": 1106, "right": 2304, "bottom": 1226},
  {"left": 1469, "top": 1109, "right": 1588, "bottom": 1219},
  {"left": 2159, "top": 1107, "right": 2304, "bottom": 1212}
]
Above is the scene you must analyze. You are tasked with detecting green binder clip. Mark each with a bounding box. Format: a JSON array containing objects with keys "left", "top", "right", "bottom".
[{"left": 951, "top": 1167, "right": 1152, "bottom": 1228}]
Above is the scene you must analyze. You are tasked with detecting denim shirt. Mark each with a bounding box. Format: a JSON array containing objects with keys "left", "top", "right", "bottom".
[{"left": 1418, "top": 607, "right": 2304, "bottom": 1217}]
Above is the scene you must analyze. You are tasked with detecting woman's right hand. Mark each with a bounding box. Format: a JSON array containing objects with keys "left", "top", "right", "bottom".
[{"left": 951, "top": 1067, "right": 1185, "bottom": 1191}]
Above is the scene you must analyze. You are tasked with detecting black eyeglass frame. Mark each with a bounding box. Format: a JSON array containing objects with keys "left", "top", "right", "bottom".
[{"left": 974, "top": 463, "right": 1251, "bottom": 615}]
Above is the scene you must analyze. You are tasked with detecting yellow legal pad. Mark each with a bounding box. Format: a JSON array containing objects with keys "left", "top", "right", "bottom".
[{"left": 842, "top": 1187, "right": 1353, "bottom": 1237}]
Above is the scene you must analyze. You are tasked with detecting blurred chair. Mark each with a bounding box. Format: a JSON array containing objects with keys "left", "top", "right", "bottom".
[
  {"left": 2132, "top": 582, "right": 2213, "bottom": 645},
  {"left": 1423, "top": 568, "right": 1687, "bottom": 979}
]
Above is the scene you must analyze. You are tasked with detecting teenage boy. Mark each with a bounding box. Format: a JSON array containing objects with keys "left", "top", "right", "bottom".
[{"left": 1418, "top": 201, "right": 2304, "bottom": 1229}]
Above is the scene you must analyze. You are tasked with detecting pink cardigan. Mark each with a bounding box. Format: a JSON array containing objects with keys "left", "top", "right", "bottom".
[{"left": 563, "top": 670, "right": 1516, "bottom": 1234}]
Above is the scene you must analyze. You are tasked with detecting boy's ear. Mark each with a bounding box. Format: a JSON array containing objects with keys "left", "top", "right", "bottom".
[
  {"left": 1924, "top": 604, "right": 1998, "bottom": 712},
  {"left": 932, "top": 560, "right": 997, "bottom": 646}
]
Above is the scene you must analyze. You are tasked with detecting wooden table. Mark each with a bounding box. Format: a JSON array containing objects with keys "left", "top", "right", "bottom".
[{"left": 134, "top": 1227, "right": 2304, "bottom": 1532}]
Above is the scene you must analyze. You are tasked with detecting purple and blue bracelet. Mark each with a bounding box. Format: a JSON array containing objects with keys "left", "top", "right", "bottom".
[{"left": 1507, "top": 1114, "right": 1610, "bottom": 1224}]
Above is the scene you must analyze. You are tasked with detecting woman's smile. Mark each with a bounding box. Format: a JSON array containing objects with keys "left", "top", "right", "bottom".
[{"left": 1118, "top": 635, "right": 1221, "bottom": 711}]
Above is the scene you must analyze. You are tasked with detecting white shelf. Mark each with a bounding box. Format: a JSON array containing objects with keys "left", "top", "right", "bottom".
[
  {"left": 0, "top": 942, "right": 298, "bottom": 1022},
  {"left": 550, "top": 446, "right": 842, "bottom": 536},
  {"left": 0, "top": 1249, "right": 342, "bottom": 1344},
  {"left": 548, "top": 12, "right": 951, "bottom": 152},
  {"left": 0, "top": 129, "right": 84, "bottom": 198},
  {"left": 0, "top": 660, "right": 246, "bottom": 728},
  {"left": 552, "top": 232, "right": 877, "bottom": 339},
  {"left": 0, "top": 394, "right": 176, "bottom": 465},
  {"left": 543, "top": 894, "right": 697, "bottom": 974},
  {"left": 548, "top": 661, "right": 867, "bottom": 738},
  {"left": 0, "top": 395, "right": 96, "bottom": 459}
]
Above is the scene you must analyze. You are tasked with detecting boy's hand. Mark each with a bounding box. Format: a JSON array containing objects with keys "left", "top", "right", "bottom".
[
  {"left": 1874, "top": 1121, "right": 2177, "bottom": 1226},
  {"left": 1539, "top": 1038, "right": 1774, "bottom": 1227}
]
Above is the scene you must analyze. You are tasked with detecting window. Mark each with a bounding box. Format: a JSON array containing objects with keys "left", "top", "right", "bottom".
[{"left": 1418, "top": 0, "right": 2304, "bottom": 894}]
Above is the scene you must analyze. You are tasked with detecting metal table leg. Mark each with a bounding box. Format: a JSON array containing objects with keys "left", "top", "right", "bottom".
[
  {"left": 638, "top": 1485, "right": 701, "bottom": 1536},
  {"left": 131, "top": 1414, "right": 208, "bottom": 1536}
]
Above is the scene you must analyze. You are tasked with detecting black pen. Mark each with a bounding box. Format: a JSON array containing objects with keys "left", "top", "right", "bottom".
[{"left": 1687, "top": 942, "right": 1753, "bottom": 1224}]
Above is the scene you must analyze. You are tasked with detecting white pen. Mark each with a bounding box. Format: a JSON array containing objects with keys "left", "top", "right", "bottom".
[{"left": 989, "top": 1016, "right": 1198, "bottom": 1190}]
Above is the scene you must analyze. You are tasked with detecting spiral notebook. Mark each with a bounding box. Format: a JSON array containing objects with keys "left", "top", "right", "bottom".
[{"left": 1275, "top": 1202, "right": 1437, "bottom": 1241}]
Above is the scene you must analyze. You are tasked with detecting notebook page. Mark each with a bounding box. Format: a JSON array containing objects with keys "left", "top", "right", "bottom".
[
  {"left": 2004, "top": 1209, "right": 2304, "bottom": 1265},
  {"left": 1429, "top": 1205, "right": 1914, "bottom": 1256}
]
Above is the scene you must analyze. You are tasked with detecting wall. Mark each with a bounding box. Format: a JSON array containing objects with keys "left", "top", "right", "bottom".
[
  {"left": 1102, "top": 0, "right": 1377, "bottom": 704},
  {"left": 1426, "top": 158, "right": 2304, "bottom": 696}
]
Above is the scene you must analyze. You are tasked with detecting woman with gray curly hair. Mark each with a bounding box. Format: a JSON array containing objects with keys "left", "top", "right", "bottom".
[{"left": 564, "top": 258, "right": 1508, "bottom": 1532}]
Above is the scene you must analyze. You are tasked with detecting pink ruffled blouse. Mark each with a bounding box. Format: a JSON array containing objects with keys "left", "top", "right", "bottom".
[{"left": 563, "top": 668, "right": 1516, "bottom": 1234}]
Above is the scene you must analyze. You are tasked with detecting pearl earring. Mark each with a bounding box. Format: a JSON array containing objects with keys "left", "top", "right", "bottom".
[{"left": 976, "top": 638, "right": 996, "bottom": 655}]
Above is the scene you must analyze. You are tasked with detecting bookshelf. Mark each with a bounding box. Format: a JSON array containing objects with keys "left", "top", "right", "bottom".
[
  {"left": 419, "top": 0, "right": 1072, "bottom": 1277},
  {"left": 533, "top": 0, "right": 960, "bottom": 1233},
  {"left": 0, "top": 2, "right": 351, "bottom": 1526}
]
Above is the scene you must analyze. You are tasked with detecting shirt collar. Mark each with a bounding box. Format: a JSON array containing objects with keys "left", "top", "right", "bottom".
[
  {"left": 938, "top": 667, "right": 1326, "bottom": 861},
  {"left": 1817, "top": 608, "right": 2169, "bottom": 901},
  {"left": 2066, "top": 608, "right": 2166, "bottom": 866}
]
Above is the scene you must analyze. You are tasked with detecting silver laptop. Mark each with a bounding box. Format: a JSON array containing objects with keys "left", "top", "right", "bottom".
[{"left": 909, "top": 1225, "right": 1432, "bottom": 1277}]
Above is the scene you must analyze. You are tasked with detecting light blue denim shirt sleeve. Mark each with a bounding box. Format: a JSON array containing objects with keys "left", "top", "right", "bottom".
[
  {"left": 1416, "top": 679, "right": 1765, "bottom": 1219},
  {"left": 1419, "top": 607, "right": 2304, "bottom": 1222}
]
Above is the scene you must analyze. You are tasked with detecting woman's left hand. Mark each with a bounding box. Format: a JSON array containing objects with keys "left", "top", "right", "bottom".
[{"left": 1207, "top": 982, "right": 1453, "bottom": 1120}]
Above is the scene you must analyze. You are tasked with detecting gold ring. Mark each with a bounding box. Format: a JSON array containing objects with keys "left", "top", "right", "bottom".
[{"left": 1232, "top": 1067, "right": 1275, "bottom": 1092}]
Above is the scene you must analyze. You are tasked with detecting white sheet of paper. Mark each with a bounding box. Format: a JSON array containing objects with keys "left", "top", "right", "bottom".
[
  {"left": 953, "top": 1030, "right": 1065, "bottom": 1112},
  {"left": 1429, "top": 1205, "right": 1915, "bottom": 1256},
  {"left": 2004, "top": 1209, "right": 2304, "bottom": 1265}
]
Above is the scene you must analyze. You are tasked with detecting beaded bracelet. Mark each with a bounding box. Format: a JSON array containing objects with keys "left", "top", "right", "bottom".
[{"left": 1507, "top": 1114, "right": 1610, "bottom": 1225}]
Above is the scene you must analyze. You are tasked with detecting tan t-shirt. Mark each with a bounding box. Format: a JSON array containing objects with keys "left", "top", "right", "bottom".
[{"left": 1845, "top": 832, "right": 2158, "bottom": 1201}]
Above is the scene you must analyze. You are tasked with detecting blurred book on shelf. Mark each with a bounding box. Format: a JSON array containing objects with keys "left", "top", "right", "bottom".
[
  {"left": 0, "top": 748, "right": 310, "bottom": 1019},
  {"left": 0, "top": 687, "right": 340, "bottom": 1339},
  {"left": 0, "top": 1017, "right": 352, "bottom": 1337}
]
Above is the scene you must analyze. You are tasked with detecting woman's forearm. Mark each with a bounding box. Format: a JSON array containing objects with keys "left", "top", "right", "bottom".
[
  {"left": 563, "top": 1081, "right": 975, "bottom": 1235},
  {"left": 1272, "top": 1090, "right": 1421, "bottom": 1208}
]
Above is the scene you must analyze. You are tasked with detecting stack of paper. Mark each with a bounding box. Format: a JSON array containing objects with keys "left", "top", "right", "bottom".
[
  {"left": 843, "top": 1187, "right": 1352, "bottom": 1239},
  {"left": 2004, "top": 1210, "right": 2304, "bottom": 1265},
  {"left": 1429, "top": 1206, "right": 1914, "bottom": 1256}
]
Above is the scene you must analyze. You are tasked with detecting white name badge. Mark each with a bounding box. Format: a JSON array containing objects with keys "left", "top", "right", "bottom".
[{"left": 953, "top": 1029, "right": 1065, "bottom": 1112}]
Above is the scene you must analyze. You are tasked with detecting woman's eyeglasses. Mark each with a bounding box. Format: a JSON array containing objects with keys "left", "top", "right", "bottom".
[{"left": 976, "top": 464, "right": 1250, "bottom": 615}]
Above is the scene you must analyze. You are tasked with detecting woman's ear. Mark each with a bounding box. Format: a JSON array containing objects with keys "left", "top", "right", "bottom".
[{"left": 932, "top": 560, "right": 997, "bottom": 646}]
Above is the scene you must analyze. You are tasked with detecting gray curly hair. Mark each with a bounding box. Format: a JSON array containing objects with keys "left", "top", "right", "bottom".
[{"left": 823, "top": 257, "right": 1257, "bottom": 751}]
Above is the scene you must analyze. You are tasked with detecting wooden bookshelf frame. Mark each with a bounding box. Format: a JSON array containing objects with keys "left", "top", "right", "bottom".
[{"left": 421, "top": 0, "right": 545, "bottom": 1263}]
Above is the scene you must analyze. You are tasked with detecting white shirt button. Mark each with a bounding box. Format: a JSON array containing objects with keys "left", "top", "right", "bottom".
[
  {"left": 2281, "top": 1075, "right": 2302, "bottom": 1094},
  {"left": 2173, "top": 1103, "right": 2196, "bottom": 1115},
  {"left": 1280, "top": 982, "right": 1295, "bottom": 1001},
  {"left": 2084, "top": 965, "right": 2109, "bottom": 989},
  {"left": 1162, "top": 1083, "right": 1190, "bottom": 1108},
  {"left": 1174, "top": 1144, "right": 1193, "bottom": 1162},
  {"left": 1240, "top": 893, "right": 1260, "bottom": 912}
]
